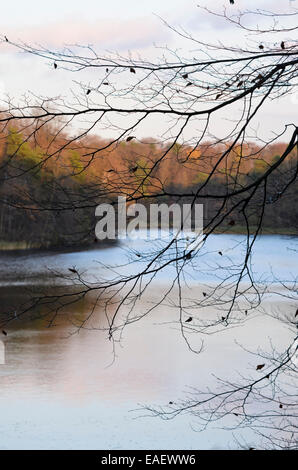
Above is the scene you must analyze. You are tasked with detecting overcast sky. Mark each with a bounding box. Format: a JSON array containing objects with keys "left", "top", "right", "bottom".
[{"left": 0, "top": 0, "right": 297, "bottom": 140}]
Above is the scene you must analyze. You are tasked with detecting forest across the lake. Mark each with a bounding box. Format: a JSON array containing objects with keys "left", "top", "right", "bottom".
[{"left": 0, "top": 124, "right": 297, "bottom": 249}]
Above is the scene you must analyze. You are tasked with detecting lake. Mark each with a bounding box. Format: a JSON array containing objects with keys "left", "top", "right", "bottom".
[{"left": 0, "top": 234, "right": 297, "bottom": 449}]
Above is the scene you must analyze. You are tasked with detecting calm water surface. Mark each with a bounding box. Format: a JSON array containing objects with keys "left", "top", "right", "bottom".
[{"left": 0, "top": 234, "right": 296, "bottom": 449}]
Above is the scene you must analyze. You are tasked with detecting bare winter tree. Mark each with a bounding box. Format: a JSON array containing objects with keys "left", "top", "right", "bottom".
[{"left": 0, "top": 4, "right": 297, "bottom": 449}]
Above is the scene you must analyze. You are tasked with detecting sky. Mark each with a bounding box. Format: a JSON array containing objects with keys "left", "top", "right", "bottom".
[
  {"left": 1, "top": 0, "right": 296, "bottom": 50},
  {"left": 0, "top": 0, "right": 297, "bottom": 140}
]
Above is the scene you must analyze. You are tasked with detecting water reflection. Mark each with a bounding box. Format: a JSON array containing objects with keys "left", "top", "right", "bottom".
[{"left": 0, "top": 234, "right": 296, "bottom": 449}]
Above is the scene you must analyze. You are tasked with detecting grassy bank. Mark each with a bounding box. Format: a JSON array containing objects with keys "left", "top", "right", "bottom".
[
  {"left": 0, "top": 241, "right": 44, "bottom": 251},
  {"left": 0, "top": 239, "right": 118, "bottom": 252}
]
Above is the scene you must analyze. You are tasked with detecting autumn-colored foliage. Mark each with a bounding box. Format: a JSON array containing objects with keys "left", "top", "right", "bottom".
[{"left": 0, "top": 123, "right": 296, "bottom": 247}]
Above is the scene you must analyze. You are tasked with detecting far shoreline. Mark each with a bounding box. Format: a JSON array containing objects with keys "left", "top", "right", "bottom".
[
  {"left": 0, "top": 239, "right": 118, "bottom": 255},
  {"left": 0, "top": 226, "right": 296, "bottom": 254}
]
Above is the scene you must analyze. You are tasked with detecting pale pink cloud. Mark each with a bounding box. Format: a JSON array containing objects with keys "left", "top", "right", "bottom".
[{"left": 3, "top": 16, "right": 171, "bottom": 52}]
